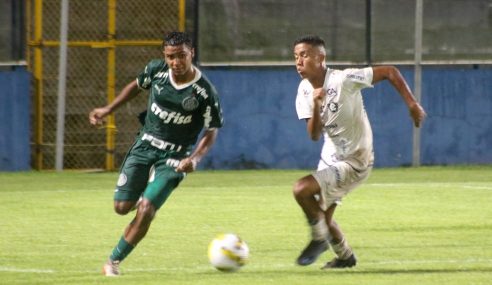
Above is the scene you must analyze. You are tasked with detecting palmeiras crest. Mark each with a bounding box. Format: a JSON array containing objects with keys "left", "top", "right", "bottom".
[{"left": 182, "top": 95, "right": 199, "bottom": 111}]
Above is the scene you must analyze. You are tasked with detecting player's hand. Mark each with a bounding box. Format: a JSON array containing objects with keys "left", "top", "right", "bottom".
[
  {"left": 409, "top": 102, "right": 426, "bottom": 128},
  {"left": 89, "top": 107, "right": 111, "bottom": 126},
  {"left": 175, "top": 157, "right": 197, "bottom": 173},
  {"left": 312, "top": 88, "right": 326, "bottom": 103}
]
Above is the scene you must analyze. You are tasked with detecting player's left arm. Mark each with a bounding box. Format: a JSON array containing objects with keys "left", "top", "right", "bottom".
[
  {"left": 372, "top": 66, "right": 427, "bottom": 127},
  {"left": 176, "top": 128, "right": 218, "bottom": 173}
]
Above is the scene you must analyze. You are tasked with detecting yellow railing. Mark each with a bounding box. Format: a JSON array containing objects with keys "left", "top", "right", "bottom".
[{"left": 28, "top": 0, "right": 185, "bottom": 170}]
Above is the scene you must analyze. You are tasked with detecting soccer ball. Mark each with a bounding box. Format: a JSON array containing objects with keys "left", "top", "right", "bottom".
[{"left": 208, "top": 233, "right": 249, "bottom": 272}]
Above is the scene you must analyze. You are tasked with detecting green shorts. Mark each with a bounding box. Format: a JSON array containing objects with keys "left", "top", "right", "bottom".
[{"left": 114, "top": 139, "right": 190, "bottom": 210}]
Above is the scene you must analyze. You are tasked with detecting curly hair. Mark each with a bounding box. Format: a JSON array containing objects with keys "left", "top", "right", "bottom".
[{"left": 162, "top": 31, "right": 193, "bottom": 49}]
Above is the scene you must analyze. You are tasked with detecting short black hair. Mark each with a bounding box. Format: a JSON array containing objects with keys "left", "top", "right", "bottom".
[
  {"left": 293, "top": 35, "right": 325, "bottom": 48},
  {"left": 163, "top": 31, "right": 193, "bottom": 48}
]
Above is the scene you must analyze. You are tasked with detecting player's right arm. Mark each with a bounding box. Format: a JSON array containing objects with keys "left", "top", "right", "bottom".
[
  {"left": 306, "top": 88, "right": 325, "bottom": 141},
  {"left": 296, "top": 81, "right": 325, "bottom": 141},
  {"left": 89, "top": 80, "right": 140, "bottom": 126}
]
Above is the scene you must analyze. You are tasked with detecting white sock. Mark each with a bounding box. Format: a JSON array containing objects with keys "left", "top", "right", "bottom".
[
  {"left": 330, "top": 238, "right": 353, "bottom": 259},
  {"left": 310, "top": 218, "right": 328, "bottom": 241}
]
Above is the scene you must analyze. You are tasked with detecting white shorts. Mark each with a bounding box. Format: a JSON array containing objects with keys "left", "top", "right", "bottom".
[{"left": 312, "top": 161, "right": 372, "bottom": 211}]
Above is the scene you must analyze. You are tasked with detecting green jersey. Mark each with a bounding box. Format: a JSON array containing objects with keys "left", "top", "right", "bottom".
[{"left": 136, "top": 59, "right": 224, "bottom": 147}]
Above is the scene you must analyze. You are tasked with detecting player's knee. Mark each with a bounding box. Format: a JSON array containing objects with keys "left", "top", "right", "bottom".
[
  {"left": 293, "top": 179, "right": 309, "bottom": 198},
  {"left": 136, "top": 200, "right": 156, "bottom": 223},
  {"left": 113, "top": 201, "right": 133, "bottom": 215},
  {"left": 114, "top": 205, "right": 129, "bottom": 215}
]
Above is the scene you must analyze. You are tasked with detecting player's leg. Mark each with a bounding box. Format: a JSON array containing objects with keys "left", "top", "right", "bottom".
[
  {"left": 321, "top": 203, "right": 357, "bottom": 269},
  {"left": 324, "top": 204, "right": 343, "bottom": 242},
  {"left": 103, "top": 143, "right": 154, "bottom": 276},
  {"left": 293, "top": 175, "right": 329, "bottom": 266},
  {"left": 113, "top": 166, "right": 152, "bottom": 214},
  {"left": 140, "top": 158, "right": 185, "bottom": 211},
  {"left": 122, "top": 199, "right": 157, "bottom": 244},
  {"left": 122, "top": 161, "right": 185, "bottom": 246},
  {"left": 112, "top": 141, "right": 153, "bottom": 215},
  {"left": 318, "top": 163, "right": 372, "bottom": 269},
  {"left": 293, "top": 175, "right": 323, "bottom": 221},
  {"left": 104, "top": 156, "right": 184, "bottom": 276}
]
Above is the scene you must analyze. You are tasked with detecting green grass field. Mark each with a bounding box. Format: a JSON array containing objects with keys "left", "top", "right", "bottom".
[{"left": 1, "top": 166, "right": 491, "bottom": 285}]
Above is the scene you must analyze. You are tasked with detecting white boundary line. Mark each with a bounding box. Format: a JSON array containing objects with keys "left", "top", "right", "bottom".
[
  {"left": 0, "top": 266, "right": 55, "bottom": 273},
  {"left": 2, "top": 183, "right": 492, "bottom": 194},
  {"left": 365, "top": 183, "right": 492, "bottom": 189},
  {"left": 1, "top": 258, "right": 491, "bottom": 274}
]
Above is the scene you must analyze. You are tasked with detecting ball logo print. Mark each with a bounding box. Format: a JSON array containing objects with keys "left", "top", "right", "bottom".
[{"left": 208, "top": 233, "right": 249, "bottom": 272}]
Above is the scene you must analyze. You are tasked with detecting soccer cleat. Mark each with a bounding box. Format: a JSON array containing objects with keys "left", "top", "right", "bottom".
[
  {"left": 296, "top": 239, "right": 328, "bottom": 266},
  {"left": 102, "top": 259, "right": 120, "bottom": 276},
  {"left": 321, "top": 253, "right": 357, "bottom": 269}
]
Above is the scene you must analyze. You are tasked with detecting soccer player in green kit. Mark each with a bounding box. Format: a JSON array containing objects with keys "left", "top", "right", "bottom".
[{"left": 89, "top": 32, "right": 224, "bottom": 276}]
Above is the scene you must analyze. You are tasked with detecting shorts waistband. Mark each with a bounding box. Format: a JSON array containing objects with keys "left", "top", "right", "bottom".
[{"left": 141, "top": 133, "right": 184, "bottom": 152}]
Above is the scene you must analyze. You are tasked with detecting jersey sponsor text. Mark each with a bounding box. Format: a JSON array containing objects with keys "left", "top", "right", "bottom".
[
  {"left": 192, "top": 83, "right": 209, "bottom": 99},
  {"left": 151, "top": 102, "right": 192, "bottom": 124}
]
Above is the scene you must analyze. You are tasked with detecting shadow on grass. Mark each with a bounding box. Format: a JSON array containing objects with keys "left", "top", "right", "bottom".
[{"left": 195, "top": 266, "right": 492, "bottom": 277}]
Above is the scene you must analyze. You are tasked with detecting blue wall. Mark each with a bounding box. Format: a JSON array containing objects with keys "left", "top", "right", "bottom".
[
  {"left": 0, "top": 66, "right": 31, "bottom": 171},
  {"left": 420, "top": 68, "right": 492, "bottom": 165},
  {"left": 1, "top": 66, "right": 491, "bottom": 171},
  {"left": 201, "top": 66, "right": 492, "bottom": 169}
]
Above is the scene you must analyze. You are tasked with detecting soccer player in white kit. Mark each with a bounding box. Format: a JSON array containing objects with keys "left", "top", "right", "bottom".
[{"left": 292, "top": 35, "right": 426, "bottom": 269}]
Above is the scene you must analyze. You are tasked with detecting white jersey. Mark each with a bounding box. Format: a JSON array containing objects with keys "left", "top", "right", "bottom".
[{"left": 296, "top": 67, "right": 375, "bottom": 171}]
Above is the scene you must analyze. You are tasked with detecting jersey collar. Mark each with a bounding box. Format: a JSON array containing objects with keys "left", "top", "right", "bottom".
[
  {"left": 168, "top": 65, "right": 202, "bottom": 90},
  {"left": 322, "top": 68, "right": 332, "bottom": 89}
]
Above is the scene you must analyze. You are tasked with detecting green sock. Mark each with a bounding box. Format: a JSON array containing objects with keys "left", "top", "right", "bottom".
[{"left": 109, "top": 236, "right": 135, "bottom": 262}]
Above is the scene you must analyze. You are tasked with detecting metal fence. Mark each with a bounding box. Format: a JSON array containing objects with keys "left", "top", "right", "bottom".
[
  {"left": 27, "top": 0, "right": 185, "bottom": 170},
  {"left": 198, "top": 0, "right": 492, "bottom": 64},
  {"left": 23, "top": 0, "right": 492, "bottom": 170}
]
